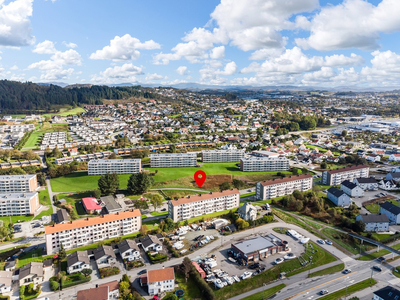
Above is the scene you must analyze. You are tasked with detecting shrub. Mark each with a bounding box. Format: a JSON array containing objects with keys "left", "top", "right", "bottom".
[
  {"left": 99, "top": 267, "right": 120, "bottom": 279},
  {"left": 50, "top": 280, "right": 59, "bottom": 291},
  {"left": 189, "top": 266, "right": 216, "bottom": 300},
  {"left": 147, "top": 252, "right": 168, "bottom": 263}
]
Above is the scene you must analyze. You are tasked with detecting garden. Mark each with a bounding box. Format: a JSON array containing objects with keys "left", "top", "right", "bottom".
[
  {"left": 99, "top": 267, "right": 120, "bottom": 278},
  {"left": 19, "top": 283, "right": 41, "bottom": 300}
]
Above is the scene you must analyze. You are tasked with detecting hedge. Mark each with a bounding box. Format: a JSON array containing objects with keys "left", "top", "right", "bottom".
[
  {"left": 147, "top": 252, "right": 168, "bottom": 264},
  {"left": 190, "top": 265, "right": 215, "bottom": 300},
  {"left": 62, "top": 276, "right": 91, "bottom": 289},
  {"left": 99, "top": 267, "right": 120, "bottom": 278}
]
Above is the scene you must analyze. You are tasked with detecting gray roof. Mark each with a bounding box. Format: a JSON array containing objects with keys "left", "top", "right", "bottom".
[
  {"left": 355, "top": 177, "right": 377, "bottom": 184},
  {"left": 327, "top": 187, "right": 346, "bottom": 198},
  {"left": 135, "top": 235, "right": 161, "bottom": 249},
  {"left": 67, "top": 251, "right": 90, "bottom": 268},
  {"left": 19, "top": 262, "right": 43, "bottom": 280},
  {"left": 358, "top": 213, "right": 389, "bottom": 223},
  {"left": 4, "top": 261, "right": 15, "bottom": 269},
  {"left": 341, "top": 180, "right": 358, "bottom": 190},
  {"left": 374, "top": 286, "right": 400, "bottom": 300},
  {"left": 94, "top": 245, "right": 116, "bottom": 260},
  {"left": 57, "top": 209, "right": 69, "bottom": 223},
  {"left": 100, "top": 196, "right": 121, "bottom": 212},
  {"left": 233, "top": 236, "right": 274, "bottom": 254},
  {"left": 0, "top": 271, "right": 12, "bottom": 288},
  {"left": 380, "top": 202, "right": 400, "bottom": 216},
  {"left": 117, "top": 239, "right": 140, "bottom": 254},
  {"left": 390, "top": 172, "right": 400, "bottom": 178}
]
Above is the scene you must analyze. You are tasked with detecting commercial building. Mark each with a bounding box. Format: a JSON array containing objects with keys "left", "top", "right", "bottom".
[
  {"left": 149, "top": 153, "right": 197, "bottom": 168},
  {"left": 231, "top": 234, "right": 289, "bottom": 263},
  {"left": 88, "top": 159, "right": 141, "bottom": 175},
  {"left": 168, "top": 189, "right": 240, "bottom": 222},
  {"left": 201, "top": 150, "right": 245, "bottom": 163},
  {"left": 256, "top": 175, "right": 313, "bottom": 200},
  {"left": 340, "top": 180, "right": 364, "bottom": 197},
  {"left": 44, "top": 210, "right": 142, "bottom": 254},
  {"left": 239, "top": 157, "right": 289, "bottom": 172},
  {"left": 0, "top": 174, "right": 38, "bottom": 193},
  {"left": 327, "top": 187, "right": 352, "bottom": 207},
  {"left": 356, "top": 214, "right": 390, "bottom": 232},
  {"left": 380, "top": 202, "right": 400, "bottom": 224},
  {"left": 321, "top": 165, "right": 369, "bottom": 186},
  {"left": 0, "top": 192, "right": 39, "bottom": 216}
]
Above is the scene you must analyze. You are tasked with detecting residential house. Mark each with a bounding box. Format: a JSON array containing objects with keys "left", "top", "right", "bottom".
[
  {"left": 18, "top": 262, "right": 43, "bottom": 286},
  {"left": 386, "top": 172, "right": 400, "bottom": 181},
  {"left": 379, "top": 179, "right": 398, "bottom": 191},
  {"left": 4, "top": 261, "right": 15, "bottom": 272},
  {"left": 135, "top": 234, "right": 164, "bottom": 253},
  {"left": 99, "top": 281, "right": 119, "bottom": 299},
  {"left": 356, "top": 214, "right": 389, "bottom": 232},
  {"left": 145, "top": 268, "right": 175, "bottom": 296},
  {"left": 117, "top": 239, "right": 141, "bottom": 261},
  {"left": 94, "top": 245, "right": 117, "bottom": 268},
  {"left": 77, "top": 286, "right": 109, "bottom": 300},
  {"left": 340, "top": 180, "right": 364, "bottom": 197},
  {"left": 327, "top": 187, "right": 352, "bottom": 207},
  {"left": 366, "top": 154, "right": 381, "bottom": 162},
  {"left": 0, "top": 271, "right": 12, "bottom": 294},
  {"left": 57, "top": 209, "right": 70, "bottom": 224},
  {"left": 380, "top": 202, "right": 400, "bottom": 224},
  {"left": 82, "top": 197, "right": 102, "bottom": 214},
  {"left": 67, "top": 251, "right": 91, "bottom": 274},
  {"left": 373, "top": 286, "right": 400, "bottom": 300},
  {"left": 389, "top": 154, "right": 400, "bottom": 162},
  {"left": 353, "top": 177, "right": 378, "bottom": 190},
  {"left": 237, "top": 202, "right": 257, "bottom": 221}
]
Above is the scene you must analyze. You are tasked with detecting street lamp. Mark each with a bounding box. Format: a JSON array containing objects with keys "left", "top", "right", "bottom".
[
  {"left": 344, "top": 276, "right": 349, "bottom": 300},
  {"left": 262, "top": 283, "right": 267, "bottom": 300}
]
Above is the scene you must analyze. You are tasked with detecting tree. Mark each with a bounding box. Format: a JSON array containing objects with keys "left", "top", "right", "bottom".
[
  {"left": 93, "top": 189, "right": 102, "bottom": 199},
  {"left": 232, "top": 179, "right": 245, "bottom": 189},
  {"left": 140, "top": 224, "right": 148, "bottom": 236},
  {"left": 170, "top": 145, "right": 176, "bottom": 153},
  {"left": 98, "top": 173, "right": 120, "bottom": 195},
  {"left": 320, "top": 162, "right": 327, "bottom": 169},
  {"left": 50, "top": 280, "right": 59, "bottom": 291},
  {"left": 342, "top": 130, "right": 348, "bottom": 137},
  {"left": 353, "top": 220, "right": 366, "bottom": 233},
  {"left": 146, "top": 193, "right": 163, "bottom": 212},
  {"left": 109, "top": 152, "right": 117, "bottom": 159},
  {"left": 81, "top": 268, "right": 92, "bottom": 277},
  {"left": 52, "top": 147, "right": 62, "bottom": 159},
  {"left": 58, "top": 243, "right": 66, "bottom": 261},
  {"left": 219, "top": 182, "right": 231, "bottom": 190},
  {"left": 24, "top": 150, "right": 37, "bottom": 160},
  {"left": 134, "top": 200, "right": 149, "bottom": 210},
  {"left": 182, "top": 257, "right": 192, "bottom": 282},
  {"left": 127, "top": 173, "right": 154, "bottom": 195}
]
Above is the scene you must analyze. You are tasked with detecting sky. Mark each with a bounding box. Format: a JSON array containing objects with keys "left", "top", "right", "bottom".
[{"left": 1, "top": 0, "right": 400, "bottom": 88}]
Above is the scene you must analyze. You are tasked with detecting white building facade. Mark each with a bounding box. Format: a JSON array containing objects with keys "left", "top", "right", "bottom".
[
  {"left": 0, "top": 192, "right": 39, "bottom": 216},
  {"left": 322, "top": 165, "right": 369, "bottom": 186},
  {"left": 202, "top": 150, "right": 245, "bottom": 163},
  {"left": 0, "top": 174, "right": 38, "bottom": 193},
  {"left": 256, "top": 175, "right": 313, "bottom": 200},
  {"left": 88, "top": 159, "right": 141, "bottom": 175},
  {"left": 149, "top": 153, "right": 197, "bottom": 168},
  {"left": 240, "top": 157, "right": 289, "bottom": 172}
]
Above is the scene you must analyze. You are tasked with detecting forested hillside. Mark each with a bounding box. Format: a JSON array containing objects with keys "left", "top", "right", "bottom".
[{"left": 0, "top": 80, "right": 165, "bottom": 113}]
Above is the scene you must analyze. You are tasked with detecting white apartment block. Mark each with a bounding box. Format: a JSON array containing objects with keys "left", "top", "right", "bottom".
[
  {"left": 45, "top": 210, "right": 142, "bottom": 254},
  {"left": 256, "top": 174, "right": 313, "bottom": 200},
  {"left": 88, "top": 159, "right": 141, "bottom": 175},
  {"left": 168, "top": 189, "right": 240, "bottom": 222},
  {"left": 322, "top": 165, "right": 370, "bottom": 186},
  {"left": 0, "top": 174, "right": 38, "bottom": 193},
  {"left": 0, "top": 192, "right": 39, "bottom": 216},
  {"left": 239, "top": 157, "right": 289, "bottom": 172},
  {"left": 149, "top": 153, "right": 197, "bottom": 168},
  {"left": 202, "top": 150, "right": 245, "bottom": 163}
]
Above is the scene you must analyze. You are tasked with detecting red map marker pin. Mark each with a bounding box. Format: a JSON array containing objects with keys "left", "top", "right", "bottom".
[{"left": 194, "top": 170, "right": 206, "bottom": 188}]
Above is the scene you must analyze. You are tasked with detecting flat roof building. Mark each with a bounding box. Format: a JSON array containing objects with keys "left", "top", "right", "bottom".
[
  {"left": 149, "top": 153, "right": 197, "bottom": 168},
  {"left": 202, "top": 150, "right": 245, "bottom": 163},
  {"left": 322, "top": 165, "right": 369, "bottom": 186},
  {"left": 168, "top": 189, "right": 240, "bottom": 222},
  {"left": 45, "top": 210, "right": 141, "bottom": 254},
  {"left": 240, "top": 157, "right": 289, "bottom": 172},
  {"left": 0, "top": 192, "right": 39, "bottom": 216},
  {"left": 88, "top": 159, "right": 141, "bottom": 175},
  {"left": 0, "top": 174, "right": 38, "bottom": 193}
]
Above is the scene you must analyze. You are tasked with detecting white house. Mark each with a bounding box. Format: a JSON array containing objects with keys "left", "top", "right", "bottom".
[
  {"left": 380, "top": 202, "right": 400, "bottom": 224},
  {"left": 0, "top": 271, "right": 12, "bottom": 294},
  {"left": 117, "top": 239, "right": 141, "bottom": 261},
  {"left": 356, "top": 213, "right": 390, "bottom": 232},
  {"left": 327, "top": 187, "right": 352, "bottom": 207},
  {"left": 366, "top": 154, "right": 380, "bottom": 162},
  {"left": 373, "top": 286, "right": 400, "bottom": 300},
  {"left": 67, "top": 251, "right": 91, "bottom": 274},
  {"left": 353, "top": 177, "right": 378, "bottom": 190},
  {"left": 93, "top": 245, "right": 117, "bottom": 269},
  {"left": 379, "top": 179, "right": 398, "bottom": 191},
  {"left": 145, "top": 268, "right": 175, "bottom": 296},
  {"left": 99, "top": 281, "right": 119, "bottom": 299},
  {"left": 237, "top": 202, "right": 257, "bottom": 221},
  {"left": 389, "top": 154, "right": 400, "bottom": 162},
  {"left": 340, "top": 180, "right": 364, "bottom": 197},
  {"left": 135, "top": 234, "right": 164, "bottom": 253}
]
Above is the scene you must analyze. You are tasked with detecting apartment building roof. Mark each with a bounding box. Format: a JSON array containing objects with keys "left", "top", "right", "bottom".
[
  {"left": 0, "top": 192, "right": 37, "bottom": 200},
  {"left": 326, "top": 165, "right": 369, "bottom": 174},
  {"left": 341, "top": 180, "right": 358, "bottom": 189},
  {"left": 88, "top": 159, "right": 140, "bottom": 164},
  {"left": 358, "top": 213, "right": 389, "bottom": 223},
  {"left": 258, "top": 174, "right": 312, "bottom": 187},
  {"left": 170, "top": 189, "right": 239, "bottom": 206},
  {"left": 45, "top": 210, "right": 141, "bottom": 234},
  {"left": 355, "top": 177, "right": 377, "bottom": 184},
  {"left": 77, "top": 286, "right": 108, "bottom": 300},
  {"left": 0, "top": 174, "right": 36, "bottom": 181},
  {"left": 147, "top": 267, "right": 174, "bottom": 284},
  {"left": 149, "top": 153, "right": 197, "bottom": 157}
]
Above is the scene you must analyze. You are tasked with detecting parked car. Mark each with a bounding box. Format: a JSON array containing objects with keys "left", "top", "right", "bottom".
[
  {"left": 249, "top": 263, "right": 259, "bottom": 269},
  {"left": 240, "top": 272, "right": 252, "bottom": 280},
  {"left": 325, "top": 240, "right": 333, "bottom": 245},
  {"left": 284, "top": 253, "right": 296, "bottom": 260},
  {"left": 274, "top": 258, "right": 284, "bottom": 265},
  {"left": 343, "top": 269, "right": 351, "bottom": 274},
  {"left": 317, "top": 239, "right": 325, "bottom": 245},
  {"left": 372, "top": 266, "right": 382, "bottom": 272},
  {"left": 377, "top": 257, "right": 386, "bottom": 262},
  {"left": 138, "top": 269, "right": 147, "bottom": 275}
]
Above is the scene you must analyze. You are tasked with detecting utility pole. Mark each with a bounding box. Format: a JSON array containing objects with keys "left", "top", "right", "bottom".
[
  {"left": 262, "top": 283, "right": 266, "bottom": 300},
  {"left": 371, "top": 269, "right": 374, "bottom": 285}
]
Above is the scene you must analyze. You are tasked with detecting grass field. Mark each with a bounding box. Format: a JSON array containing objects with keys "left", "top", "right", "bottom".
[
  {"left": 33, "top": 207, "right": 52, "bottom": 221},
  {"left": 41, "top": 107, "right": 85, "bottom": 118},
  {"left": 393, "top": 266, "right": 400, "bottom": 278},
  {"left": 308, "top": 263, "right": 344, "bottom": 277},
  {"left": 22, "top": 121, "right": 70, "bottom": 150},
  {"left": 0, "top": 215, "right": 33, "bottom": 227},
  {"left": 240, "top": 284, "right": 286, "bottom": 300},
  {"left": 358, "top": 242, "right": 400, "bottom": 260},
  {"left": 149, "top": 211, "right": 168, "bottom": 217},
  {"left": 365, "top": 203, "right": 380, "bottom": 213},
  {"left": 17, "top": 248, "right": 43, "bottom": 268},
  {"left": 318, "top": 279, "right": 377, "bottom": 300},
  {"left": 240, "top": 192, "right": 255, "bottom": 198},
  {"left": 38, "top": 188, "right": 51, "bottom": 206}
]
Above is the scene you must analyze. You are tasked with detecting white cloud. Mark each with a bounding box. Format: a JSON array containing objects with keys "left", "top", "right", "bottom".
[
  {"left": 10, "top": 65, "right": 18, "bottom": 70},
  {"left": 90, "top": 63, "right": 144, "bottom": 84},
  {"left": 0, "top": 0, "right": 34, "bottom": 47},
  {"left": 90, "top": 34, "right": 160, "bottom": 61},
  {"left": 216, "top": 61, "right": 237, "bottom": 75},
  {"left": 199, "top": 61, "right": 237, "bottom": 84},
  {"left": 296, "top": 0, "right": 400, "bottom": 51},
  {"left": 210, "top": 46, "right": 225, "bottom": 59},
  {"left": 145, "top": 73, "right": 163, "bottom": 81},
  {"left": 62, "top": 41, "right": 77, "bottom": 49},
  {"left": 176, "top": 66, "right": 187, "bottom": 76},
  {"left": 33, "top": 40, "right": 57, "bottom": 54}
]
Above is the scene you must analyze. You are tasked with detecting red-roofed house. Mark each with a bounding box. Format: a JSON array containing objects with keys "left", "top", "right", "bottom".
[
  {"left": 389, "top": 154, "right": 400, "bottom": 162},
  {"left": 82, "top": 197, "right": 102, "bottom": 214}
]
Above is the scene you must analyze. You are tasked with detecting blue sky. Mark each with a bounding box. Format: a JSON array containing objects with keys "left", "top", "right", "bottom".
[{"left": 1, "top": 0, "right": 400, "bottom": 88}]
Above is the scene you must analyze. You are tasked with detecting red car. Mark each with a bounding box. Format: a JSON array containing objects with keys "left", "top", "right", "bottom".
[{"left": 152, "top": 297, "right": 160, "bottom": 300}]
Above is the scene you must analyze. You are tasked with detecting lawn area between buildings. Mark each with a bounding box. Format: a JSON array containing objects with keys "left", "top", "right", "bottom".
[
  {"left": 214, "top": 241, "right": 336, "bottom": 300},
  {"left": 149, "top": 211, "right": 168, "bottom": 217},
  {"left": 240, "top": 283, "right": 286, "bottom": 300},
  {"left": 240, "top": 192, "right": 255, "bottom": 198},
  {"left": 38, "top": 188, "right": 51, "bottom": 206},
  {"left": 164, "top": 271, "right": 205, "bottom": 300},
  {"left": 318, "top": 278, "right": 377, "bottom": 300},
  {"left": 308, "top": 263, "right": 344, "bottom": 277},
  {"left": 41, "top": 107, "right": 85, "bottom": 118},
  {"left": 358, "top": 242, "right": 400, "bottom": 260}
]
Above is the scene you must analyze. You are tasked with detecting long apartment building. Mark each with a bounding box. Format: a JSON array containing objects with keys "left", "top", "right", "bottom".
[
  {"left": 149, "top": 153, "right": 197, "bottom": 168},
  {"left": 88, "top": 159, "right": 141, "bottom": 175},
  {"left": 322, "top": 165, "right": 370, "bottom": 186},
  {"left": 202, "top": 150, "right": 245, "bottom": 163},
  {"left": 168, "top": 189, "right": 240, "bottom": 222},
  {"left": 0, "top": 193, "right": 39, "bottom": 216},
  {"left": 239, "top": 157, "right": 289, "bottom": 172},
  {"left": 45, "top": 210, "right": 142, "bottom": 254},
  {"left": 256, "top": 174, "right": 313, "bottom": 200},
  {"left": 0, "top": 174, "right": 38, "bottom": 193}
]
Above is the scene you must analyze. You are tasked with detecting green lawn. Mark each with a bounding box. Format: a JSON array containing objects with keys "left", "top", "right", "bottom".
[
  {"left": 17, "top": 248, "right": 43, "bottom": 268},
  {"left": 393, "top": 266, "right": 400, "bottom": 278},
  {"left": 33, "top": 207, "right": 52, "bottom": 221},
  {"left": 41, "top": 107, "right": 85, "bottom": 118},
  {"left": 22, "top": 131, "right": 43, "bottom": 149},
  {"left": 214, "top": 241, "right": 336, "bottom": 300},
  {"left": 365, "top": 203, "right": 380, "bottom": 213},
  {"left": 308, "top": 263, "right": 344, "bottom": 277},
  {"left": 240, "top": 192, "right": 255, "bottom": 198},
  {"left": 167, "top": 271, "right": 206, "bottom": 300},
  {"left": 150, "top": 211, "right": 168, "bottom": 217},
  {"left": 358, "top": 242, "right": 400, "bottom": 260},
  {"left": 57, "top": 191, "right": 95, "bottom": 217},
  {"left": 318, "top": 279, "right": 377, "bottom": 300},
  {"left": 0, "top": 215, "right": 33, "bottom": 227},
  {"left": 38, "top": 188, "right": 51, "bottom": 206},
  {"left": 241, "top": 284, "right": 286, "bottom": 300},
  {"left": 179, "top": 204, "right": 244, "bottom": 225}
]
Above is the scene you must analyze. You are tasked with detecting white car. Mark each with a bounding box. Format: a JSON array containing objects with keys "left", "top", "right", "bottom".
[
  {"left": 233, "top": 275, "right": 240, "bottom": 282},
  {"left": 317, "top": 239, "right": 325, "bottom": 245},
  {"left": 214, "top": 279, "right": 225, "bottom": 289},
  {"left": 325, "top": 240, "right": 333, "bottom": 245},
  {"left": 274, "top": 258, "right": 284, "bottom": 264},
  {"left": 284, "top": 253, "right": 296, "bottom": 260},
  {"left": 240, "top": 271, "right": 252, "bottom": 280}
]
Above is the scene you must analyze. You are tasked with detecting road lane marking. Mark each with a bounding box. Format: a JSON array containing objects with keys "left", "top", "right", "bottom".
[{"left": 283, "top": 272, "right": 358, "bottom": 300}]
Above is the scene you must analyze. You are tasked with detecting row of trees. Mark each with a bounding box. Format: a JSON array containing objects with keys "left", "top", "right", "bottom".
[{"left": 97, "top": 172, "right": 155, "bottom": 196}]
